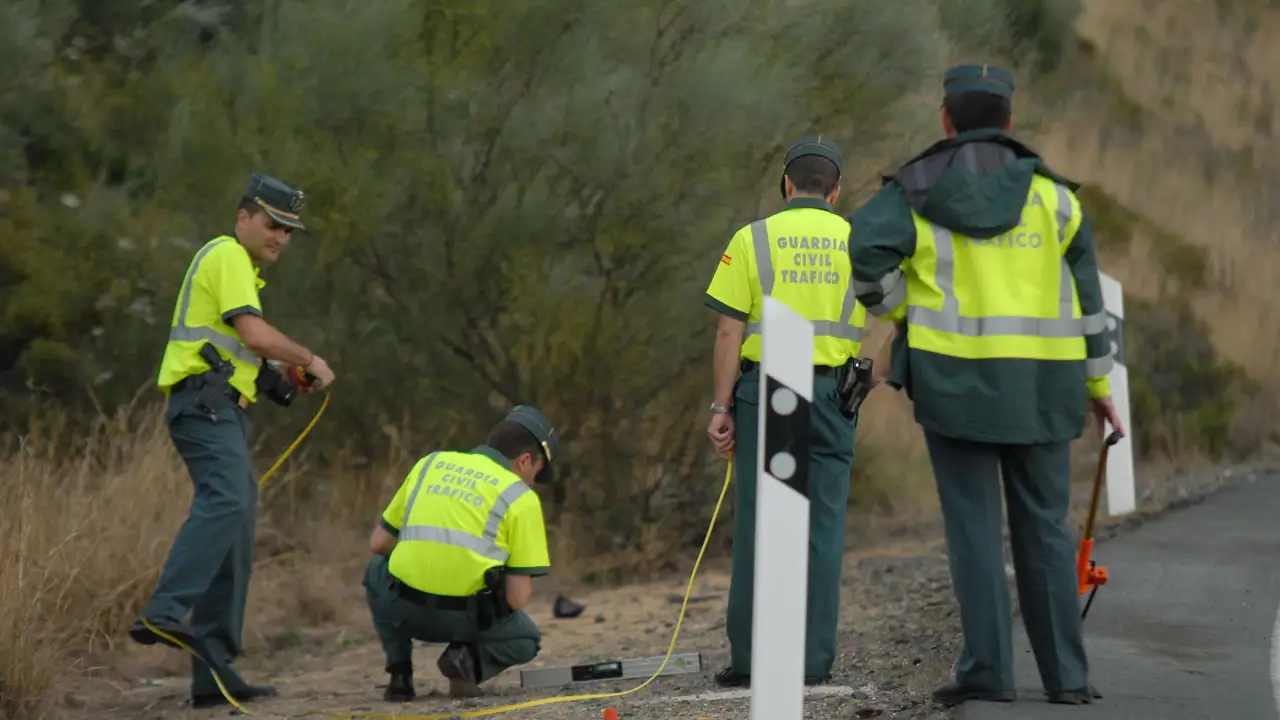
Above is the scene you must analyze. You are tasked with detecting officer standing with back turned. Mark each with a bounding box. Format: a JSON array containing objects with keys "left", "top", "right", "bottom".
[
  {"left": 130, "top": 173, "right": 336, "bottom": 709},
  {"left": 363, "top": 405, "right": 560, "bottom": 702},
  {"left": 847, "top": 64, "right": 1125, "bottom": 708},
  {"left": 703, "top": 136, "right": 869, "bottom": 687}
]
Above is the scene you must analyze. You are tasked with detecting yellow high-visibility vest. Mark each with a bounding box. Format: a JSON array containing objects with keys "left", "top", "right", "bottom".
[
  {"left": 380, "top": 446, "right": 551, "bottom": 596},
  {"left": 890, "top": 175, "right": 1109, "bottom": 375},
  {"left": 706, "top": 201, "right": 867, "bottom": 366},
  {"left": 156, "top": 236, "right": 266, "bottom": 401}
]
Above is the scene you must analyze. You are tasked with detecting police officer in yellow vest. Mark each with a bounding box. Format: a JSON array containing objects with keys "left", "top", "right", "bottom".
[
  {"left": 704, "top": 136, "right": 868, "bottom": 687},
  {"left": 363, "top": 405, "right": 559, "bottom": 702},
  {"left": 130, "top": 173, "right": 336, "bottom": 709},
  {"left": 847, "top": 64, "right": 1125, "bottom": 707}
]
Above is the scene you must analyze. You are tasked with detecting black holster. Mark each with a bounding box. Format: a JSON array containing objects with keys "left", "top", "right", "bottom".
[
  {"left": 476, "top": 567, "right": 512, "bottom": 631},
  {"left": 194, "top": 343, "right": 237, "bottom": 417},
  {"left": 835, "top": 356, "right": 875, "bottom": 421}
]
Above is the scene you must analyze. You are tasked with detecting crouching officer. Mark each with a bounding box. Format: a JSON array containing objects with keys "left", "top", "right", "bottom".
[
  {"left": 363, "top": 406, "right": 560, "bottom": 701},
  {"left": 130, "top": 172, "right": 336, "bottom": 709},
  {"left": 703, "top": 135, "right": 870, "bottom": 687},
  {"left": 847, "top": 64, "right": 1124, "bottom": 707}
]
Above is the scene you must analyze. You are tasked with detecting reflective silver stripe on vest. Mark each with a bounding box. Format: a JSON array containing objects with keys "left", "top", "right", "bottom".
[
  {"left": 398, "top": 453, "right": 531, "bottom": 563},
  {"left": 744, "top": 219, "right": 863, "bottom": 342},
  {"left": 401, "top": 452, "right": 440, "bottom": 529},
  {"left": 907, "top": 183, "right": 1106, "bottom": 339},
  {"left": 168, "top": 238, "right": 262, "bottom": 366},
  {"left": 1086, "top": 356, "right": 1114, "bottom": 377},
  {"left": 855, "top": 267, "right": 907, "bottom": 318}
]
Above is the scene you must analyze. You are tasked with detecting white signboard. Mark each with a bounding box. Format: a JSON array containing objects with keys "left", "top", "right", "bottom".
[{"left": 1099, "top": 271, "right": 1135, "bottom": 516}]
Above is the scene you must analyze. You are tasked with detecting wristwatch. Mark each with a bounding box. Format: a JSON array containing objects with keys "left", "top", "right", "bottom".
[{"left": 709, "top": 402, "right": 730, "bottom": 414}]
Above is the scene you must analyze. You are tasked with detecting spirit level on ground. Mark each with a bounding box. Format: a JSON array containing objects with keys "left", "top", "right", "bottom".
[{"left": 518, "top": 652, "right": 704, "bottom": 689}]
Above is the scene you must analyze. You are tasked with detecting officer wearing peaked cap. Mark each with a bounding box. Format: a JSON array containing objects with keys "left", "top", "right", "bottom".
[
  {"left": 703, "top": 134, "right": 871, "bottom": 687},
  {"left": 847, "top": 64, "right": 1125, "bottom": 707},
  {"left": 130, "top": 172, "right": 336, "bottom": 709},
  {"left": 364, "top": 405, "right": 561, "bottom": 702}
]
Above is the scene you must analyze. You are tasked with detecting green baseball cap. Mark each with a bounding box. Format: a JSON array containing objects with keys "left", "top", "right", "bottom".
[
  {"left": 780, "top": 134, "right": 843, "bottom": 198},
  {"left": 243, "top": 172, "right": 307, "bottom": 230},
  {"left": 943, "top": 63, "right": 1015, "bottom": 101},
  {"left": 505, "top": 405, "right": 560, "bottom": 485}
]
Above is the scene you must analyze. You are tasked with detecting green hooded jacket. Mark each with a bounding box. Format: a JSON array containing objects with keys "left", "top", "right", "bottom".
[{"left": 847, "top": 128, "right": 1112, "bottom": 445}]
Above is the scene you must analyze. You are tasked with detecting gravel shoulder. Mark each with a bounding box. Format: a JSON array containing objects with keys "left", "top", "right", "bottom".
[{"left": 71, "top": 459, "right": 1277, "bottom": 720}]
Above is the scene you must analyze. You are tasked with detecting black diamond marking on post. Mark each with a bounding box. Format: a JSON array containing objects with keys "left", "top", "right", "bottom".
[
  {"left": 1106, "top": 311, "right": 1125, "bottom": 368},
  {"left": 763, "top": 374, "right": 810, "bottom": 498}
]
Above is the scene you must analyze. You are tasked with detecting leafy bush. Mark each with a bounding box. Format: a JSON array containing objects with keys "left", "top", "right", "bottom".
[
  {"left": 0, "top": 0, "right": 953, "bottom": 572},
  {"left": 938, "top": 0, "right": 1084, "bottom": 74},
  {"left": 1125, "top": 294, "right": 1257, "bottom": 461}
]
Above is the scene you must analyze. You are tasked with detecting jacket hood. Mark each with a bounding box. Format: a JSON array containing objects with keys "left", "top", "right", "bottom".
[{"left": 881, "top": 129, "right": 1078, "bottom": 239}]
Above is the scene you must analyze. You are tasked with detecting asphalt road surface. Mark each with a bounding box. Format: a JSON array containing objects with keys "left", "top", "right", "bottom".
[{"left": 956, "top": 471, "right": 1280, "bottom": 720}]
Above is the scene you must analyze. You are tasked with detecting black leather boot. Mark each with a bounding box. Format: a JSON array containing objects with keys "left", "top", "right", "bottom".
[
  {"left": 384, "top": 663, "right": 415, "bottom": 703},
  {"left": 191, "top": 684, "right": 278, "bottom": 709},
  {"left": 931, "top": 680, "right": 1016, "bottom": 707}
]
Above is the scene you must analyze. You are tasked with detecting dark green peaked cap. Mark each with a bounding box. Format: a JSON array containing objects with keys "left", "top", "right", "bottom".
[
  {"left": 943, "top": 63, "right": 1015, "bottom": 100},
  {"left": 505, "top": 405, "right": 560, "bottom": 485},
  {"left": 243, "top": 172, "right": 307, "bottom": 230},
  {"left": 780, "top": 134, "right": 843, "bottom": 198}
]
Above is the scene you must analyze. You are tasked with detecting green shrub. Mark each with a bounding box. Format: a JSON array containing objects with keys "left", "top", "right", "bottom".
[
  {"left": 938, "top": 0, "right": 1084, "bottom": 74},
  {"left": 1076, "top": 184, "right": 1139, "bottom": 251},
  {"left": 1124, "top": 295, "right": 1256, "bottom": 461}
]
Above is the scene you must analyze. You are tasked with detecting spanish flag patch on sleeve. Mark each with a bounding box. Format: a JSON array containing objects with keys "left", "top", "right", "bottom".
[{"left": 721, "top": 253, "right": 732, "bottom": 265}]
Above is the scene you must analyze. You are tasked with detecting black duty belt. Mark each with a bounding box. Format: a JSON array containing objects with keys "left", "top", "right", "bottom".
[
  {"left": 390, "top": 578, "right": 476, "bottom": 611},
  {"left": 171, "top": 375, "right": 244, "bottom": 404},
  {"left": 740, "top": 359, "right": 837, "bottom": 376}
]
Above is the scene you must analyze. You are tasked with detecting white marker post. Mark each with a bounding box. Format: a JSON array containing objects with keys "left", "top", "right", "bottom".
[
  {"left": 750, "top": 296, "right": 813, "bottom": 720},
  {"left": 1099, "top": 271, "right": 1135, "bottom": 517}
]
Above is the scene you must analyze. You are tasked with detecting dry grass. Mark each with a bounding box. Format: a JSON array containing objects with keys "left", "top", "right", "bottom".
[
  {"left": 1040, "top": 0, "right": 1280, "bottom": 389},
  {"left": 0, "top": 395, "right": 402, "bottom": 720},
  {"left": 0, "top": 401, "right": 190, "bottom": 719}
]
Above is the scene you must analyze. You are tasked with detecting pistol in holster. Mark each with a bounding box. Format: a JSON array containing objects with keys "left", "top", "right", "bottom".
[
  {"left": 195, "top": 342, "right": 237, "bottom": 418},
  {"left": 835, "top": 356, "right": 875, "bottom": 421},
  {"left": 476, "top": 566, "right": 511, "bottom": 631}
]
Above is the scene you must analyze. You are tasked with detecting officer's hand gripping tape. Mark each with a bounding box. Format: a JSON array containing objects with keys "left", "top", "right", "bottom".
[
  {"left": 836, "top": 356, "right": 875, "bottom": 420},
  {"left": 256, "top": 359, "right": 321, "bottom": 407}
]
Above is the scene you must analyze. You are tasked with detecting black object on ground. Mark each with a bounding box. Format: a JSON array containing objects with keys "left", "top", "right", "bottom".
[{"left": 554, "top": 594, "right": 586, "bottom": 619}]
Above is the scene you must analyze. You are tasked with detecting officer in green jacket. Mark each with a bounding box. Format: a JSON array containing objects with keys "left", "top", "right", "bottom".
[
  {"left": 130, "top": 173, "right": 336, "bottom": 709},
  {"left": 846, "top": 64, "right": 1125, "bottom": 708}
]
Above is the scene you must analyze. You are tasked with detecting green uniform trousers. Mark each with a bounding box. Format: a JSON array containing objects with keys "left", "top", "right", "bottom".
[
  {"left": 725, "top": 368, "right": 856, "bottom": 678},
  {"left": 923, "top": 430, "right": 1088, "bottom": 694},
  {"left": 142, "top": 389, "right": 258, "bottom": 697},
  {"left": 363, "top": 555, "right": 542, "bottom": 683}
]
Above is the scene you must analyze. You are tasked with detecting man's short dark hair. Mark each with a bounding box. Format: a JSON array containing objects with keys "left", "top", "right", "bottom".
[
  {"left": 943, "top": 91, "right": 1012, "bottom": 134},
  {"left": 785, "top": 155, "right": 840, "bottom": 196},
  {"left": 486, "top": 420, "right": 543, "bottom": 462},
  {"left": 237, "top": 197, "right": 264, "bottom": 216}
]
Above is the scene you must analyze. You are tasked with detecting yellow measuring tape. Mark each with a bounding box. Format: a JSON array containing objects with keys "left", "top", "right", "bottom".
[
  {"left": 258, "top": 391, "right": 331, "bottom": 488},
  {"left": 143, "top": 407, "right": 737, "bottom": 720}
]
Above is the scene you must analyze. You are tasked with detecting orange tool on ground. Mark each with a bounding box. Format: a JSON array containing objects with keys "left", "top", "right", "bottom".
[{"left": 1076, "top": 429, "right": 1121, "bottom": 620}]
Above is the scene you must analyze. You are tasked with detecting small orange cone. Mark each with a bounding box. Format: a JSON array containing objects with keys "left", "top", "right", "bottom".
[{"left": 603, "top": 707, "right": 619, "bottom": 720}]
